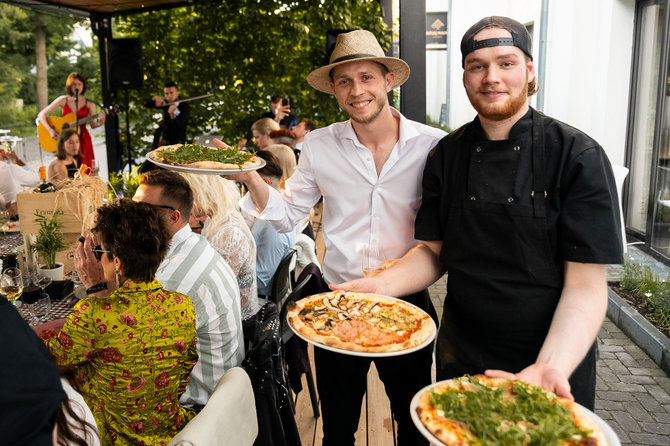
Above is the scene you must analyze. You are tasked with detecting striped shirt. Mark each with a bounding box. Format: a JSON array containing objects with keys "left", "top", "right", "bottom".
[{"left": 156, "top": 225, "right": 245, "bottom": 407}]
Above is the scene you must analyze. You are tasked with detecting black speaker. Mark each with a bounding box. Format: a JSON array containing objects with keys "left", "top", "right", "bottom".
[
  {"left": 325, "top": 30, "right": 353, "bottom": 64},
  {"left": 108, "top": 38, "right": 143, "bottom": 90}
]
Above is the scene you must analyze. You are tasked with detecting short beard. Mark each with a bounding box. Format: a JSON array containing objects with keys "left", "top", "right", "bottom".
[
  {"left": 347, "top": 97, "right": 387, "bottom": 125},
  {"left": 468, "top": 86, "right": 529, "bottom": 121}
]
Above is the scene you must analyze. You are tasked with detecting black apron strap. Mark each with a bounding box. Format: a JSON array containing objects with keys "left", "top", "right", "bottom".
[{"left": 531, "top": 110, "right": 547, "bottom": 218}]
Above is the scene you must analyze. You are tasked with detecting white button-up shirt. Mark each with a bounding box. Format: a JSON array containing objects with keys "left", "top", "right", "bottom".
[{"left": 241, "top": 108, "right": 446, "bottom": 284}]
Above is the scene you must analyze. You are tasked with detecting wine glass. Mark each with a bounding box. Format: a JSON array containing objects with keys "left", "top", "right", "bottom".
[
  {"left": 362, "top": 244, "right": 387, "bottom": 278},
  {"left": 1, "top": 267, "right": 23, "bottom": 307}
]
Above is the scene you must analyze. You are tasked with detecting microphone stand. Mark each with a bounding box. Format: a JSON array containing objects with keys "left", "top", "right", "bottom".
[
  {"left": 74, "top": 89, "right": 79, "bottom": 134},
  {"left": 125, "top": 89, "right": 132, "bottom": 174}
]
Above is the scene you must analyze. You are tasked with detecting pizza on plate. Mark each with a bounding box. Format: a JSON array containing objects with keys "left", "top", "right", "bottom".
[
  {"left": 286, "top": 291, "right": 435, "bottom": 354},
  {"left": 415, "top": 375, "right": 608, "bottom": 445},
  {"left": 149, "top": 143, "right": 263, "bottom": 170}
]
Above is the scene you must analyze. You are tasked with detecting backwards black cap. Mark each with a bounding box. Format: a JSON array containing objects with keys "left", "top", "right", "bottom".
[{"left": 460, "top": 16, "right": 533, "bottom": 67}]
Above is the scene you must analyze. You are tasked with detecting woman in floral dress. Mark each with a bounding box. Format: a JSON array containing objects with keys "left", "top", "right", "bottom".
[{"left": 46, "top": 199, "right": 198, "bottom": 445}]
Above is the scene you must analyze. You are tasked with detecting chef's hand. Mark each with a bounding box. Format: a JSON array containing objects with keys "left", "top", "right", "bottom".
[
  {"left": 75, "top": 235, "right": 106, "bottom": 289},
  {"left": 485, "top": 363, "right": 573, "bottom": 400}
]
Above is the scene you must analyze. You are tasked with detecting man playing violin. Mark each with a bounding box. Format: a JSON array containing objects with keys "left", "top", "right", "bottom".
[{"left": 144, "top": 81, "right": 190, "bottom": 149}]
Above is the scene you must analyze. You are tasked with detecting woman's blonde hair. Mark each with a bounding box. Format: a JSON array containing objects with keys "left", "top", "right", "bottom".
[
  {"left": 179, "top": 173, "right": 242, "bottom": 238},
  {"left": 265, "top": 144, "right": 296, "bottom": 189},
  {"left": 251, "top": 117, "right": 280, "bottom": 135}
]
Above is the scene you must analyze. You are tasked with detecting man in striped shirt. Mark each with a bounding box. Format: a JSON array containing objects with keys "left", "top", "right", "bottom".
[{"left": 134, "top": 170, "right": 245, "bottom": 408}]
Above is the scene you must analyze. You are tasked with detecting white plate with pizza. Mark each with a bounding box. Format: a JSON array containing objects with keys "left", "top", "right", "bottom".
[
  {"left": 286, "top": 290, "right": 436, "bottom": 357},
  {"left": 147, "top": 143, "right": 266, "bottom": 175},
  {"left": 410, "top": 375, "right": 620, "bottom": 446}
]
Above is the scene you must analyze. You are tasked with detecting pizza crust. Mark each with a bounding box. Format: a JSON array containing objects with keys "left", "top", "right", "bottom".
[{"left": 286, "top": 291, "right": 435, "bottom": 354}]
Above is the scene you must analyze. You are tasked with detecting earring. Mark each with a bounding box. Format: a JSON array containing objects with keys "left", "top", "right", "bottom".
[{"left": 115, "top": 269, "right": 120, "bottom": 289}]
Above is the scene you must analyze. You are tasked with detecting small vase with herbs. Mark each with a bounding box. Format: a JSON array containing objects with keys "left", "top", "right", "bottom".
[{"left": 31, "top": 210, "right": 67, "bottom": 280}]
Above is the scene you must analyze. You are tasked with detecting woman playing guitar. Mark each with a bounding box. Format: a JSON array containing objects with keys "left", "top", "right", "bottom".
[{"left": 37, "top": 73, "right": 106, "bottom": 167}]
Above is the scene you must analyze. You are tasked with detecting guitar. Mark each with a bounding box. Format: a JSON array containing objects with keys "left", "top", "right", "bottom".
[{"left": 38, "top": 105, "right": 120, "bottom": 153}]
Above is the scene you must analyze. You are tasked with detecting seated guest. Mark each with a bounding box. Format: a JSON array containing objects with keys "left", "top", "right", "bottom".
[
  {"left": 249, "top": 150, "right": 296, "bottom": 297},
  {"left": 133, "top": 170, "right": 245, "bottom": 409},
  {"left": 265, "top": 143, "right": 297, "bottom": 189},
  {"left": 0, "top": 147, "right": 39, "bottom": 216},
  {"left": 268, "top": 129, "right": 297, "bottom": 150},
  {"left": 180, "top": 172, "right": 259, "bottom": 320},
  {"left": 293, "top": 118, "right": 317, "bottom": 153},
  {"left": 47, "top": 199, "right": 198, "bottom": 444},
  {"left": 48, "top": 128, "right": 80, "bottom": 180},
  {"left": 251, "top": 118, "right": 280, "bottom": 150}
]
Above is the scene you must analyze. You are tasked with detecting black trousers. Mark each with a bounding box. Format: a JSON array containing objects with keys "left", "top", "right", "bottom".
[{"left": 314, "top": 289, "right": 435, "bottom": 446}]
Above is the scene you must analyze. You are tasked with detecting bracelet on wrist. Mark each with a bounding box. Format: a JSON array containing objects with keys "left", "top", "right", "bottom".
[{"left": 86, "top": 282, "right": 107, "bottom": 295}]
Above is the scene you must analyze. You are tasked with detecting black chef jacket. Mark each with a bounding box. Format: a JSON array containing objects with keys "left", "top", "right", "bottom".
[{"left": 415, "top": 108, "right": 623, "bottom": 407}]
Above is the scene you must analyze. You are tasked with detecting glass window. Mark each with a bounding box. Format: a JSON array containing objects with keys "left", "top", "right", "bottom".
[{"left": 628, "top": 2, "right": 665, "bottom": 240}]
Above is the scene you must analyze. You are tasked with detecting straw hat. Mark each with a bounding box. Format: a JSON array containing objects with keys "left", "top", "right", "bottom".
[{"left": 306, "top": 29, "right": 410, "bottom": 94}]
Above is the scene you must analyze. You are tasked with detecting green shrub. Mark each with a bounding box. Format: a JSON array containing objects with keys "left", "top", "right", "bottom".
[{"left": 619, "top": 259, "right": 670, "bottom": 332}]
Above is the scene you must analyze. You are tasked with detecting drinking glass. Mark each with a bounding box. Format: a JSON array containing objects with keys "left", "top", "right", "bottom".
[
  {"left": 362, "top": 244, "right": 387, "bottom": 278},
  {"left": 1, "top": 267, "right": 23, "bottom": 307},
  {"left": 0, "top": 210, "right": 9, "bottom": 236}
]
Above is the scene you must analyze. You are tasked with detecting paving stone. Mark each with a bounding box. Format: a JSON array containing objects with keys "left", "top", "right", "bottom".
[
  {"left": 596, "top": 377, "right": 610, "bottom": 391},
  {"left": 599, "top": 344, "right": 626, "bottom": 352},
  {"left": 619, "top": 375, "right": 657, "bottom": 385},
  {"left": 603, "top": 338, "right": 636, "bottom": 346},
  {"left": 638, "top": 421, "right": 670, "bottom": 435},
  {"left": 612, "top": 410, "right": 641, "bottom": 432},
  {"left": 596, "top": 409, "right": 613, "bottom": 420},
  {"left": 629, "top": 432, "right": 670, "bottom": 445},
  {"left": 647, "top": 384, "right": 670, "bottom": 404},
  {"left": 634, "top": 393, "right": 666, "bottom": 412},
  {"left": 629, "top": 367, "right": 668, "bottom": 377},
  {"left": 623, "top": 401, "right": 655, "bottom": 422},
  {"left": 595, "top": 399, "right": 625, "bottom": 411},
  {"left": 601, "top": 389, "right": 639, "bottom": 402},
  {"left": 604, "top": 359, "right": 633, "bottom": 376},
  {"left": 610, "top": 423, "right": 631, "bottom": 443},
  {"left": 610, "top": 383, "right": 649, "bottom": 393},
  {"left": 597, "top": 366, "right": 622, "bottom": 383},
  {"left": 599, "top": 351, "right": 618, "bottom": 360},
  {"left": 652, "top": 412, "right": 670, "bottom": 423},
  {"left": 623, "top": 344, "right": 653, "bottom": 360},
  {"left": 653, "top": 375, "right": 670, "bottom": 393}
]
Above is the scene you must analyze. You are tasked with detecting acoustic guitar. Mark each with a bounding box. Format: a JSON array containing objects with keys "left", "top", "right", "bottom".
[{"left": 38, "top": 105, "right": 120, "bottom": 152}]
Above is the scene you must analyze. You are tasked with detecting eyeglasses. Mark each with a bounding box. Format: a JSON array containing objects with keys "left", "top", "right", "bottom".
[{"left": 91, "top": 245, "right": 112, "bottom": 261}]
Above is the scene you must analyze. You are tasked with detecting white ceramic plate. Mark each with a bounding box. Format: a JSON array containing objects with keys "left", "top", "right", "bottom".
[
  {"left": 409, "top": 381, "right": 621, "bottom": 446},
  {"left": 146, "top": 148, "right": 265, "bottom": 175},
  {"left": 287, "top": 293, "right": 436, "bottom": 358}
]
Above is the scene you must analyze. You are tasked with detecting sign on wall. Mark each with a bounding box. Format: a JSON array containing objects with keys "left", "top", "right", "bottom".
[{"left": 426, "top": 12, "right": 447, "bottom": 48}]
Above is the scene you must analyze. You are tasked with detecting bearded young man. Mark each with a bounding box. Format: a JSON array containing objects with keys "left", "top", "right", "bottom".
[
  {"left": 334, "top": 16, "right": 623, "bottom": 410},
  {"left": 220, "top": 29, "right": 445, "bottom": 446}
]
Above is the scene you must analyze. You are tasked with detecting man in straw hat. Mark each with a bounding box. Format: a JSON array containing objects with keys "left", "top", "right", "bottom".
[
  {"left": 219, "top": 29, "right": 445, "bottom": 445},
  {"left": 335, "top": 16, "right": 623, "bottom": 410}
]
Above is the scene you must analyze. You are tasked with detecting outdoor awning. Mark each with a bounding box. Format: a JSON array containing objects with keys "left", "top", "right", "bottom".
[{"left": 1, "top": 0, "right": 193, "bottom": 18}]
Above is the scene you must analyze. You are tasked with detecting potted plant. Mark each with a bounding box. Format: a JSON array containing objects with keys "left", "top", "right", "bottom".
[{"left": 31, "top": 210, "right": 66, "bottom": 280}]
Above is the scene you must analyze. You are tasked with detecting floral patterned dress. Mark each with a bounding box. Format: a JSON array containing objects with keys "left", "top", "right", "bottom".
[{"left": 46, "top": 278, "right": 198, "bottom": 445}]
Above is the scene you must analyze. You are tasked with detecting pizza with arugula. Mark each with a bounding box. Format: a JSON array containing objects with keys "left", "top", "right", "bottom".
[
  {"left": 414, "top": 375, "right": 609, "bottom": 445},
  {"left": 149, "top": 143, "right": 263, "bottom": 171}
]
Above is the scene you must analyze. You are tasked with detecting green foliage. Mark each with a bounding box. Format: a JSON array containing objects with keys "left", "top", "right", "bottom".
[
  {"left": 0, "top": 4, "right": 97, "bottom": 134},
  {"left": 31, "top": 210, "right": 67, "bottom": 269},
  {"left": 114, "top": 0, "right": 387, "bottom": 160},
  {"left": 619, "top": 259, "right": 670, "bottom": 332},
  {"left": 107, "top": 167, "right": 141, "bottom": 200}
]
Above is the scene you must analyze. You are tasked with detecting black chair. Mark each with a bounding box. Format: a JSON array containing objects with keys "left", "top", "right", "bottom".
[
  {"left": 271, "top": 248, "right": 296, "bottom": 305},
  {"left": 242, "top": 302, "right": 301, "bottom": 446},
  {"left": 269, "top": 251, "right": 321, "bottom": 418}
]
